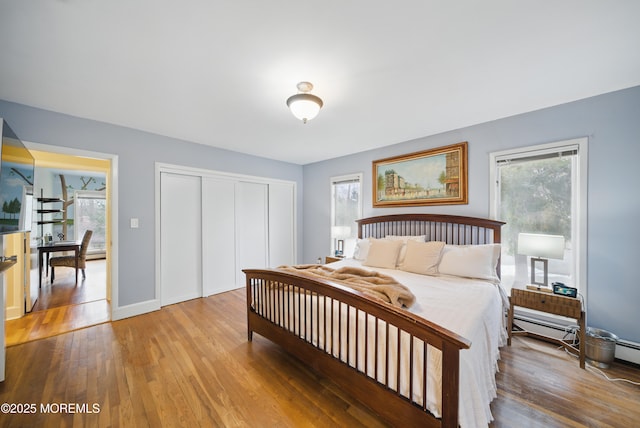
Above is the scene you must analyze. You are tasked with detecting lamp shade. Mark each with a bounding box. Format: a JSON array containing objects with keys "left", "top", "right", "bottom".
[
  {"left": 286, "top": 81, "right": 323, "bottom": 123},
  {"left": 331, "top": 226, "right": 351, "bottom": 238},
  {"left": 517, "top": 233, "right": 565, "bottom": 259},
  {"left": 286, "top": 93, "right": 323, "bottom": 123}
]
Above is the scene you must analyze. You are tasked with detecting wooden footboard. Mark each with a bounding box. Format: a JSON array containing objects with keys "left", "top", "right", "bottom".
[
  {"left": 245, "top": 214, "right": 504, "bottom": 427},
  {"left": 244, "top": 268, "right": 471, "bottom": 428}
]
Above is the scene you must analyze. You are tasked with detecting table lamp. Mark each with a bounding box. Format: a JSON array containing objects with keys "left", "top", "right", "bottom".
[
  {"left": 517, "top": 233, "right": 565, "bottom": 292},
  {"left": 331, "top": 226, "right": 351, "bottom": 257}
]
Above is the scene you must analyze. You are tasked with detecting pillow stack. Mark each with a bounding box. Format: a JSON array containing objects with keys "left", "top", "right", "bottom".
[{"left": 354, "top": 236, "right": 501, "bottom": 282}]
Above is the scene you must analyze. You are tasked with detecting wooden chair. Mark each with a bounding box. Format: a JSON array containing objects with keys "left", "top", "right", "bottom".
[{"left": 50, "top": 230, "right": 93, "bottom": 283}]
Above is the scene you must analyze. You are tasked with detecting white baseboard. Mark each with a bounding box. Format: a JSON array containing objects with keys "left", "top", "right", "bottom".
[
  {"left": 4, "top": 304, "right": 22, "bottom": 321},
  {"left": 112, "top": 299, "right": 160, "bottom": 321},
  {"left": 513, "top": 313, "right": 640, "bottom": 365}
]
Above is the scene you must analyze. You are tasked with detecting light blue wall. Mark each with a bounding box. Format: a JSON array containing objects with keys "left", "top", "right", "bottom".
[
  {"left": 0, "top": 100, "right": 304, "bottom": 307},
  {"left": 303, "top": 86, "right": 640, "bottom": 344}
]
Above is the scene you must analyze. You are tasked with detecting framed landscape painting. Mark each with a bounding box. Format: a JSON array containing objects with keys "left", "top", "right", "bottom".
[{"left": 372, "top": 142, "right": 468, "bottom": 207}]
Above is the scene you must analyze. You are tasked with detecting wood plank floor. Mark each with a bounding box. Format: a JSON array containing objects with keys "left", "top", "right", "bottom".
[
  {"left": 5, "top": 259, "right": 109, "bottom": 346},
  {"left": 32, "top": 259, "right": 107, "bottom": 312},
  {"left": 1, "top": 288, "right": 639, "bottom": 427}
]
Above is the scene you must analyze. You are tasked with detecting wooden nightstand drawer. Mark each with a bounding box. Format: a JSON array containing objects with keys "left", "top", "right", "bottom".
[{"left": 511, "top": 288, "right": 582, "bottom": 319}]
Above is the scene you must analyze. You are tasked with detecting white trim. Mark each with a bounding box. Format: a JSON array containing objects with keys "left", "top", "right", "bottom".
[
  {"left": 576, "top": 139, "right": 588, "bottom": 315},
  {"left": 24, "top": 141, "right": 116, "bottom": 163},
  {"left": 155, "top": 162, "right": 296, "bottom": 186},
  {"left": 111, "top": 298, "right": 160, "bottom": 321},
  {"left": 5, "top": 305, "right": 22, "bottom": 321},
  {"left": 23, "top": 141, "right": 119, "bottom": 322},
  {"left": 154, "top": 166, "right": 162, "bottom": 307}
]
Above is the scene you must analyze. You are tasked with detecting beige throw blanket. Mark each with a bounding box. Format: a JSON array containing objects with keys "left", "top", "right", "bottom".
[{"left": 278, "top": 264, "right": 415, "bottom": 308}]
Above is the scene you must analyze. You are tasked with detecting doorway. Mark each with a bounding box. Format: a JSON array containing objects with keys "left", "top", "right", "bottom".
[{"left": 4, "top": 145, "right": 116, "bottom": 346}]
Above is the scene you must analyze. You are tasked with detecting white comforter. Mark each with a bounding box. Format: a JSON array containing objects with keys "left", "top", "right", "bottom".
[{"left": 328, "top": 258, "right": 508, "bottom": 428}]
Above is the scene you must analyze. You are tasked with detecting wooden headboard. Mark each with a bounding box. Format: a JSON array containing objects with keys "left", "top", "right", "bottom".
[{"left": 356, "top": 213, "right": 506, "bottom": 276}]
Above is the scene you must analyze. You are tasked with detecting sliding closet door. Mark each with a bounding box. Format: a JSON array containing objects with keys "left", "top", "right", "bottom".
[
  {"left": 158, "top": 164, "right": 296, "bottom": 302},
  {"left": 160, "top": 172, "right": 202, "bottom": 306},
  {"left": 268, "top": 182, "right": 295, "bottom": 267},
  {"left": 235, "top": 181, "right": 268, "bottom": 286},
  {"left": 202, "top": 177, "right": 236, "bottom": 296}
]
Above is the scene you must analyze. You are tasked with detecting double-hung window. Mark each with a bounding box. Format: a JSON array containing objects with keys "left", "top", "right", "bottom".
[
  {"left": 490, "top": 138, "right": 588, "bottom": 300},
  {"left": 330, "top": 173, "right": 362, "bottom": 257}
]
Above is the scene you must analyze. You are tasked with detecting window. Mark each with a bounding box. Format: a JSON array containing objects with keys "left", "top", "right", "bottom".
[
  {"left": 74, "top": 190, "right": 107, "bottom": 257},
  {"left": 331, "top": 173, "right": 362, "bottom": 257},
  {"left": 490, "top": 138, "right": 587, "bottom": 299}
]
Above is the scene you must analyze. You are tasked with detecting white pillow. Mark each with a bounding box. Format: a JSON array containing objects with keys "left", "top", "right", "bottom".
[
  {"left": 385, "top": 235, "right": 426, "bottom": 265},
  {"left": 363, "top": 239, "right": 404, "bottom": 269},
  {"left": 353, "top": 238, "right": 372, "bottom": 261},
  {"left": 399, "top": 240, "right": 445, "bottom": 276},
  {"left": 437, "top": 244, "right": 501, "bottom": 282}
]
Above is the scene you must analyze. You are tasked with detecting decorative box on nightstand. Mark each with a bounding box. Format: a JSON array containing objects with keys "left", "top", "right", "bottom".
[
  {"left": 325, "top": 256, "right": 344, "bottom": 264},
  {"left": 508, "top": 287, "right": 586, "bottom": 368}
]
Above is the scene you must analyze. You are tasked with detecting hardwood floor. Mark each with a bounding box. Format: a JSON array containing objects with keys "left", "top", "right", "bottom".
[
  {"left": 491, "top": 337, "right": 640, "bottom": 427},
  {"left": 5, "top": 259, "right": 109, "bottom": 346},
  {"left": 32, "top": 259, "right": 106, "bottom": 312},
  {"left": 1, "top": 288, "right": 639, "bottom": 427}
]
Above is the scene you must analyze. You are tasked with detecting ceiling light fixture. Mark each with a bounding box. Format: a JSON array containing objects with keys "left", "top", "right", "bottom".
[{"left": 286, "top": 81, "right": 323, "bottom": 124}]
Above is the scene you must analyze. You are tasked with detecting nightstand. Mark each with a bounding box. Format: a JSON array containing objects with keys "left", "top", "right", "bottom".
[
  {"left": 325, "top": 256, "right": 344, "bottom": 264},
  {"left": 508, "top": 287, "right": 586, "bottom": 369}
]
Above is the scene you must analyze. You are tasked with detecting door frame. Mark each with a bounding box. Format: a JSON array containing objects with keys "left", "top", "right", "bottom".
[{"left": 24, "top": 141, "right": 118, "bottom": 318}]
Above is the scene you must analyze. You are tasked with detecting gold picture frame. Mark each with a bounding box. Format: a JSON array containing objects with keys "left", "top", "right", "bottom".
[{"left": 372, "top": 142, "right": 468, "bottom": 207}]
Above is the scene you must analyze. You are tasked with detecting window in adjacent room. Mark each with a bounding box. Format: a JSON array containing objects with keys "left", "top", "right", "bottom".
[
  {"left": 330, "top": 173, "right": 362, "bottom": 257},
  {"left": 490, "top": 138, "right": 587, "bottom": 299},
  {"left": 74, "top": 190, "right": 107, "bottom": 258}
]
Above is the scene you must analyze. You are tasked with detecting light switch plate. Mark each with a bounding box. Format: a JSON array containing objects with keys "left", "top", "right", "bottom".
[{"left": 130, "top": 218, "right": 139, "bottom": 228}]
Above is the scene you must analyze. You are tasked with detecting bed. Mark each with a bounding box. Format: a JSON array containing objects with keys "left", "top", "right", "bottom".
[{"left": 244, "top": 214, "right": 506, "bottom": 427}]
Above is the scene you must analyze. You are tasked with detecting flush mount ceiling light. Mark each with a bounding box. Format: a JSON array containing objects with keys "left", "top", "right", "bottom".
[{"left": 286, "top": 81, "right": 323, "bottom": 124}]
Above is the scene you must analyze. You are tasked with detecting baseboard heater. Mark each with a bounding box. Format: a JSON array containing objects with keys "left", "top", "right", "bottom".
[{"left": 513, "top": 313, "right": 640, "bottom": 367}]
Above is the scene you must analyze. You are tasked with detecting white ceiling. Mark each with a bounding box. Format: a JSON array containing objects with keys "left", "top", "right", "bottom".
[{"left": 1, "top": 1, "right": 639, "bottom": 165}]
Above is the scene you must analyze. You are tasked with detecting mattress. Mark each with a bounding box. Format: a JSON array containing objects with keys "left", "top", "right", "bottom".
[{"left": 317, "top": 258, "right": 508, "bottom": 428}]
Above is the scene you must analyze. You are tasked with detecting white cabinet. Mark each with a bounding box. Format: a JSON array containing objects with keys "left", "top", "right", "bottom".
[{"left": 158, "top": 166, "right": 296, "bottom": 305}]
